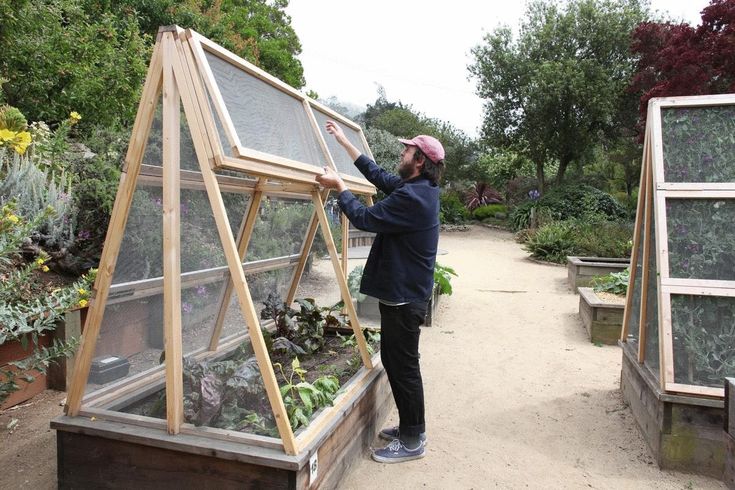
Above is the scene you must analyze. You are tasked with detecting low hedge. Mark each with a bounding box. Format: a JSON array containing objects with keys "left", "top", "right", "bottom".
[{"left": 524, "top": 219, "right": 633, "bottom": 263}]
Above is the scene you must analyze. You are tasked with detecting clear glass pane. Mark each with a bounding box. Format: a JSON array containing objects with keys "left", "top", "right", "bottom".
[
  {"left": 204, "top": 50, "right": 326, "bottom": 168},
  {"left": 671, "top": 294, "right": 735, "bottom": 388},
  {"left": 667, "top": 199, "right": 735, "bottom": 280},
  {"left": 311, "top": 107, "right": 368, "bottom": 180},
  {"left": 662, "top": 106, "right": 735, "bottom": 182}
]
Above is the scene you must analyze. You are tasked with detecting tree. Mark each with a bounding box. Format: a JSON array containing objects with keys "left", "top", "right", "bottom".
[
  {"left": 362, "top": 90, "right": 478, "bottom": 186},
  {"left": 0, "top": 0, "right": 305, "bottom": 131},
  {"left": 469, "top": 0, "right": 648, "bottom": 192},
  {"left": 95, "top": 0, "right": 306, "bottom": 88},
  {"left": 630, "top": 0, "right": 735, "bottom": 136}
]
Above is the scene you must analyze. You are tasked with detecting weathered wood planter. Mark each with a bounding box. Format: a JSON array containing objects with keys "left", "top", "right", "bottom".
[
  {"left": 567, "top": 256, "right": 629, "bottom": 290},
  {"left": 0, "top": 308, "right": 86, "bottom": 409},
  {"left": 356, "top": 284, "right": 441, "bottom": 327},
  {"left": 53, "top": 354, "right": 391, "bottom": 489},
  {"left": 577, "top": 287, "right": 624, "bottom": 345},
  {"left": 620, "top": 343, "right": 726, "bottom": 478},
  {"left": 725, "top": 378, "right": 735, "bottom": 488}
]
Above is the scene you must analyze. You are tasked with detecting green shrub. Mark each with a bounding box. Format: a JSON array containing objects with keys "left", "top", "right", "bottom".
[
  {"left": 0, "top": 150, "right": 77, "bottom": 251},
  {"left": 523, "top": 221, "right": 577, "bottom": 263},
  {"left": 0, "top": 1, "right": 150, "bottom": 132},
  {"left": 524, "top": 219, "right": 633, "bottom": 263},
  {"left": 473, "top": 204, "right": 508, "bottom": 220},
  {"left": 509, "top": 184, "right": 627, "bottom": 231},
  {"left": 439, "top": 191, "right": 469, "bottom": 224}
]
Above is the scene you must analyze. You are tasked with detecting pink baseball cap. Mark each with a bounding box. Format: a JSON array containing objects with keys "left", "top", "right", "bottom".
[{"left": 398, "top": 135, "right": 445, "bottom": 163}]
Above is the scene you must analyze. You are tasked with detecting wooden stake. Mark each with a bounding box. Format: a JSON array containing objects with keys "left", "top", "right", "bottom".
[
  {"left": 312, "top": 191, "right": 372, "bottom": 368},
  {"left": 637, "top": 149, "right": 654, "bottom": 363},
  {"left": 162, "top": 33, "right": 184, "bottom": 433},
  {"left": 621, "top": 124, "right": 649, "bottom": 345}
]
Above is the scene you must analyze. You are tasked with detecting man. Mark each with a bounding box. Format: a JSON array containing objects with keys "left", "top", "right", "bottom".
[{"left": 315, "top": 120, "right": 444, "bottom": 463}]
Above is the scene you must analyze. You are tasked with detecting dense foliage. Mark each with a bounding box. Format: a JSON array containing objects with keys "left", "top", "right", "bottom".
[
  {"left": 0, "top": 0, "right": 304, "bottom": 132},
  {"left": 469, "top": 0, "right": 647, "bottom": 191},
  {"left": 630, "top": 0, "right": 735, "bottom": 136}
]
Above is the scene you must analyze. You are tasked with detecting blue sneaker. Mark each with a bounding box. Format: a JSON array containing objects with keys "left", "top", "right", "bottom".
[
  {"left": 379, "top": 426, "right": 427, "bottom": 445},
  {"left": 372, "top": 439, "right": 425, "bottom": 464}
]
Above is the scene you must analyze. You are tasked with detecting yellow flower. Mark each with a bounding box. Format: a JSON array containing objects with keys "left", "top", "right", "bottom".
[
  {"left": 35, "top": 257, "right": 46, "bottom": 266},
  {"left": 42, "top": 265, "right": 49, "bottom": 272},
  {"left": 0, "top": 128, "right": 15, "bottom": 143},
  {"left": 12, "top": 131, "right": 32, "bottom": 155},
  {"left": 78, "top": 299, "right": 88, "bottom": 308},
  {"left": 77, "top": 288, "right": 88, "bottom": 296},
  {"left": 7, "top": 214, "right": 19, "bottom": 224},
  {"left": 69, "top": 112, "right": 82, "bottom": 125}
]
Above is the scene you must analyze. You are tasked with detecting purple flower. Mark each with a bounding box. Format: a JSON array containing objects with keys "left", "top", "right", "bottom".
[
  {"left": 153, "top": 197, "right": 162, "bottom": 206},
  {"left": 682, "top": 259, "right": 690, "bottom": 270},
  {"left": 180, "top": 203, "right": 189, "bottom": 216},
  {"left": 686, "top": 243, "right": 702, "bottom": 254},
  {"left": 182, "top": 302, "right": 193, "bottom": 314},
  {"left": 528, "top": 189, "right": 540, "bottom": 201},
  {"left": 77, "top": 230, "right": 92, "bottom": 240},
  {"left": 196, "top": 285, "right": 207, "bottom": 297},
  {"left": 675, "top": 223, "right": 688, "bottom": 236}
]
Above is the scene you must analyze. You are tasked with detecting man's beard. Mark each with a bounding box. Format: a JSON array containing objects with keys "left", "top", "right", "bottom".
[{"left": 398, "top": 161, "right": 413, "bottom": 179}]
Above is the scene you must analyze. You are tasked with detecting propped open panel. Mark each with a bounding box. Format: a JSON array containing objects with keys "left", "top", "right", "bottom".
[{"left": 185, "top": 29, "right": 375, "bottom": 195}]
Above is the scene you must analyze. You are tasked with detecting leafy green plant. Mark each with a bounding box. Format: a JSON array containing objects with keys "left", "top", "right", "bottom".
[
  {"left": 348, "top": 265, "right": 366, "bottom": 302},
  {"left": 291, "top": 298, "right": 348, "bottom": 354},
  {"left": 434, "top": 262, "right": 458, "bottom": 295},
  {"left": 275, "top": 357, "right": 340, "bottom": 431},
  {"left": 591, "top": 268, "right": 630, "bottom": 296},
  {"left": 523, "top": 221, "right": 577, "bottom": 263}
]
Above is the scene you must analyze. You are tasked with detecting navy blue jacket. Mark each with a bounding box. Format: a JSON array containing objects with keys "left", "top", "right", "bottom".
[{"left": 337, "top": 154, "right": 439, "bottom": 303}]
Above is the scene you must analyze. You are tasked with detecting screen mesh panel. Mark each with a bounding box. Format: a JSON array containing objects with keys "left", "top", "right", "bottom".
[
  {"left": 666, "top": 199, "right": 735, "bottom": 281},
  {"left": 246, "top": 197, "right": 313, "bottom": 261},
  {"left": 671, "top": 294, "right": 735, "bottom": 387},
  {"left": 643, "top": 230, "right": 659, "bottom": 376},
  {"left": 625, "top": 218, "right": 644, "bottom": 345},
  {"left": 662, "top": 106, "right": 735, "bottom": 182},
  {"left": 311, "top": 107, "right": 368, "bottom": 179},
  {"left": 204, "top": 50, "right": 326, "bottom": 168}
]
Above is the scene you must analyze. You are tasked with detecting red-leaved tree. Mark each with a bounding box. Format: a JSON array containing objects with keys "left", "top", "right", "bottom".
[{"left": 630, "top": 0, "right": 735, "bottom": 138}]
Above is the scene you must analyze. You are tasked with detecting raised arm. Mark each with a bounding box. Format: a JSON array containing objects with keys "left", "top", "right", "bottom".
[{"left": 325, "top": 120, "right": 400, "bottom": 195}]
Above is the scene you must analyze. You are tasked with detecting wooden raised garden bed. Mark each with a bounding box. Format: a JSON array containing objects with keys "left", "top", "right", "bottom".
[
  {"left": 577, "top": 287, "right": 624, "bottom": 345},
  {"left": 567, "top": 256, "right": 629, "bottom": 290},
  {"left": 357, "top": 284, "right": 441, "bottom": 327},
  {"left": 620, "top": 343, "right": 726, "bottom": 478},
  {"left": 54, "top": 341, "right": 391, "bottom": 489}
]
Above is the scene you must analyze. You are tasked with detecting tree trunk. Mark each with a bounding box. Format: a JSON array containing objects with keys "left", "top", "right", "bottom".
[
  {"left": 556, "top": 156, "right": 570, "bottom": 185},
  {"left": 535, "top": 161, "right": 545, "bottom": 194}
]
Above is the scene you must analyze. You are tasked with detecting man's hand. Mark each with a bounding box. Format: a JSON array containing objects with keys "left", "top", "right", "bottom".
[
  {"left": 326, "top": 120, "right": 348, "bottom": 145},
  {"left": 325, "top": 120, "right": 361, "bottom": 161},
  {"left": 316, "top": 166, "right": 347, "bottom": 193}
]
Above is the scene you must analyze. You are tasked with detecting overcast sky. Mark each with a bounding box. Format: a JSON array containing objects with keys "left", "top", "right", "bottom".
[{"left": 286, "top": 0, "right": 711, "bottom": 138}]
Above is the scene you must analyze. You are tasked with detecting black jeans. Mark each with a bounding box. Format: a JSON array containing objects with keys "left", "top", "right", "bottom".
[{"left": 379, "top": 301, "right": 428, "bottom": 438}]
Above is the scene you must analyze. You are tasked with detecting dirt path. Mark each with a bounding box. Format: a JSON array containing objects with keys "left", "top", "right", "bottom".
[
  {"left": 0, "top": 225, "right": 727, "bottom": 489},
  {"left": 342, "top": 225, "right": 725, "bottom": 489}
]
